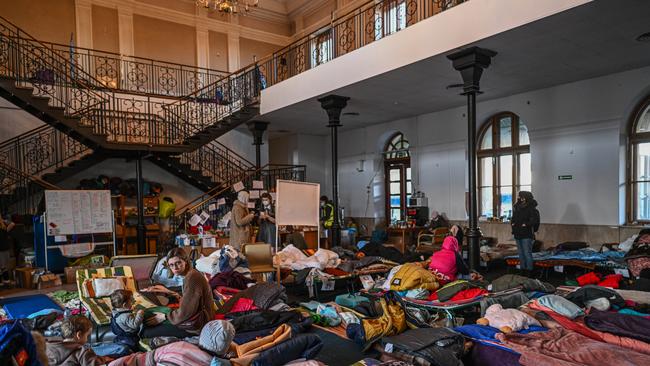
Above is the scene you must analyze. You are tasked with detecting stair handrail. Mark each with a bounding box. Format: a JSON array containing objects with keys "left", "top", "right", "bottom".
[
  {"left": 0, "top": 15, "right": 116, "bottom": 97},
  {"left": 210, "top": 140, "right": 256, "bottom": 169},
  {"left": 0, "top": 125, "right": 91, "bottom": 181},
  {"left": 0, "top": 160, "right": 62, "bottom": 191},
  {"left": 1, "top": 33, "right": 230, "bottom": 98}
]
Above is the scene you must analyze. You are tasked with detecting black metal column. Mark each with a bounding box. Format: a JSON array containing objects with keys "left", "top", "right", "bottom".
[
  {"left": 447, "top": 47, "right": 497, "bottom": 270},
  {"left": 247, "top": 121, "right": 269, "bottom": 177},
  {"left": 318, "top": 95, "right": 349, "bottom": 247},
  {"left": 135, "top": 155, "right": 146, "bottom": 254}
]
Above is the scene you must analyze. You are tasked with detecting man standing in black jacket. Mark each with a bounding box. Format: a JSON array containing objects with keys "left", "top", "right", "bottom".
[{"left": 511, "top": 191, "right": 540, "bottom": 276}]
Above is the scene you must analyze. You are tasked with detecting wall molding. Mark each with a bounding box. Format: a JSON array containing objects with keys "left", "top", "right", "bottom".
[
  {"left": 90, "top": 0, "right": 290, "bottom": 46},
  {"left": 529, "top": 118, "right": 620, "bottom": 139}
]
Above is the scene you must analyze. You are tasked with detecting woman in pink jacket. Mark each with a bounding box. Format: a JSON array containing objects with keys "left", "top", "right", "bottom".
[{"left": 428, "top": 236, "right": 463, "bottom": 284}]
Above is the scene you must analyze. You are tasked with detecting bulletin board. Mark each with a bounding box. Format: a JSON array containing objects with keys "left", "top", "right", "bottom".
[{"left": 44, "top": 190, "right": 113, "bottom": 235}]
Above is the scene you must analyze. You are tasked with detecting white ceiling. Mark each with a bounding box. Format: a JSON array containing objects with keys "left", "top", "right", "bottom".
[{"left": 259, "top": 0, "right": 650, "bottom": 137}]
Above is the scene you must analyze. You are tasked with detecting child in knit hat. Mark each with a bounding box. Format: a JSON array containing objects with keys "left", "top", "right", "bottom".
[{"left": 108, "top": 320, "right": 235, "bottom": 366}]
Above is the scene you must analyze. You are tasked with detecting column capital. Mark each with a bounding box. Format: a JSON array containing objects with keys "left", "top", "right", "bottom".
[
  {"left": 247, "top": 121, "right": 269, "bottom": 145},
  {"left": 318, "top": 95, "right": 349, "bottom": 127},
  {"left": 447, "top": 47, "right": 497, "bottom": 94}
]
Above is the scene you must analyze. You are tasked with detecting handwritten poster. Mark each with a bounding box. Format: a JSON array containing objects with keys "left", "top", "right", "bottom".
[{"left": 45, "top": 190, "right": 112, "bottom": 235}]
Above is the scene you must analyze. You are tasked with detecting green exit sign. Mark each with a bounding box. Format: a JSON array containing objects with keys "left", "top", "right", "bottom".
[{"left": 558, "top": 175, "right": 573, "bottom": 180}]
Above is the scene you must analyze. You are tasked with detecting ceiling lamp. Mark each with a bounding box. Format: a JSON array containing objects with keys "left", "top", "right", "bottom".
[{"left": 196, "top": 0, "right": 259, "bottom": 15}]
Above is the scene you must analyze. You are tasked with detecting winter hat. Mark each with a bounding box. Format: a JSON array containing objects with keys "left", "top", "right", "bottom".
[{"left": 198, "top": 320, "right": 235, "bottom": 356}]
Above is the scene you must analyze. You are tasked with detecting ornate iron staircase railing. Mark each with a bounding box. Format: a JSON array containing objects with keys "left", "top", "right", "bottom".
[
  {"left": 0, "top": 160, "right": 63, "bottom": 215},
  {"left": 29, "top": 38, "right": 229, "bottom": 98},
  {"left": 0, "top": 16, "right": 250, "bottom": 152}
]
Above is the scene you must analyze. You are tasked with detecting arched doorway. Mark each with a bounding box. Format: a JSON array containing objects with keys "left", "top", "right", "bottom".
[{"left": 384, "top": 132, "right": 411, "bottom": 223}]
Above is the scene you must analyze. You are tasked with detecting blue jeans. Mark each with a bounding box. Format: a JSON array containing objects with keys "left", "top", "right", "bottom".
[{"left": 516, "top": 238, "right": 534, "bottom": 271}]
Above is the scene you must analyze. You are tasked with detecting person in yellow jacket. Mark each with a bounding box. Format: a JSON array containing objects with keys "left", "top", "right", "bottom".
[{"left": 320, "top": 196, "right": 335, "bottom": 247}]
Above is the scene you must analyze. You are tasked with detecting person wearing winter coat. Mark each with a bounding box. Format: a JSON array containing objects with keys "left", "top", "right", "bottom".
[
  {"left": 230, "top": 191, "right": 255, "bottom": 250},
  {"left": 428, "top": 236, "right": 465, "bottom": 284},
  {"left": 511, "top": 191, "right": 540, "bottom": 274},
  {"left": 109, "top": 320, "right": 235, "bottom": 366},
  {"left": 46, "top": 316, "right": 107, "bottom": 366}
]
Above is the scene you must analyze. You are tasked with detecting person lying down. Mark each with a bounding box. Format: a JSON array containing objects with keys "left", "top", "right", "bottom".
[{"left": 109, "top": 320, "right": 235, "bottom": 366}]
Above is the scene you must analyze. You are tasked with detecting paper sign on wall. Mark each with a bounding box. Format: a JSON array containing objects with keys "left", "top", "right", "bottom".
[
  {"left": 199, "top": 211, "right": 210, "bottom": 224},
  {"left": 217, "top": 198, "right": 226, "bottom": 206},
  {"left": 208, "top": 203, "right": 216, "bottom": 212},
  {"left": 54, "top": 236, "right": 67, "bottom": 243},
  {"left": 189, "top": 214, "right": 201, "bottom": 226},
  {"left": 249, "top": 190, "right": 260, "bottom": 199},
  {"left": 252, "top": 180, "right": 264, "bottom": 189},
  {"left": 247, "top": 201, "right": 256, "bottom": 208},
  {"left": 233, "top": 181, "right": 245, "bottom": 192}
]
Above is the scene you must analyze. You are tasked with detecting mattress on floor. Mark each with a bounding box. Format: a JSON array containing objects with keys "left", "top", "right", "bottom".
[{"left": 1, "top": 294, "right": 63, "bottom": 319}]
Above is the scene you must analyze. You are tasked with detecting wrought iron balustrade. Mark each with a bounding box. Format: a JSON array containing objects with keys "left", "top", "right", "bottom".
[
  {"left": 255, "top": 0, "right": 466, "bottom": 88},
  {"left": 27, "top": 38, "right": 229, "bottom": 98},
  {"left": 178, "top": 140, "right": 256, "bottom": 185}
]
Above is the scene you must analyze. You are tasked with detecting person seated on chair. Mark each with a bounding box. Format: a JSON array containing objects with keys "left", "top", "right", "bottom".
[
  {"left": 428, "top": 210, "right": 449, "bottom": 231},
  {"left": 110, "top": 289, "right": 144, "bottom": 354},
  {"left": 47, "top": 316, "right": 108, "bottom": 366},
  {"left": 142, "top": 248, "right": 215, "bottom": 338}
]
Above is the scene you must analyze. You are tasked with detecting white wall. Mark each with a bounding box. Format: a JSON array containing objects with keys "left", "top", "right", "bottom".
[
  {"left": 269, "top": 133, "right": 330, "bottom": 196},
  {"left": 304, "top": 65, "right": 650, "bottom": 226},
  {"left": 261, "top": 0, "right": 591, "bottom": 114},
  {"left": 216, "top": 128, "right": 268, "bottom": 166}
]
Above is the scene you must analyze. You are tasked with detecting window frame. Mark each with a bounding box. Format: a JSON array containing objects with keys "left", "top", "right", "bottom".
[
  {"left": 627, "top": 96, "right": 650, "bottom": 223},
  {"left": 477, "top": 112, "right": 530, "bottom": 219},
  {"left": 384, "top": 132, "right": 411, "bottom": 222}
]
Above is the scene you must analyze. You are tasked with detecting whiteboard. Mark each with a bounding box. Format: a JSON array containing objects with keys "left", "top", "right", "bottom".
[
  {"left": 275, "top": 180, "right": 320, "bottom": 227},
  {"left": 45, "top": 190, "right": 113, "bottom": 235}
]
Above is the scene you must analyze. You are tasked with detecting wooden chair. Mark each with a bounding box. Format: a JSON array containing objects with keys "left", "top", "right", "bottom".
[
  {"left": 242, "top": 243, "right": 279, "bottom": 282},
  {"left": 416, "top": 227, "right": 450, "bottom": 252}
]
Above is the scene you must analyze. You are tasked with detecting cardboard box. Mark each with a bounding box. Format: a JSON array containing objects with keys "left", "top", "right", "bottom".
[
  {"left": 37, "top": 273, "right": 62, "bottom": 289},
  {"left": 14, "top": 267, "right": 39, "bottom": 289}
]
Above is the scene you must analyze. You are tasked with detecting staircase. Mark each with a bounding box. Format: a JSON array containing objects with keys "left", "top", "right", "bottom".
[
  {"left": 0, "top": 160, "right": 63, "bottom": 215},
  {"left": 0, "top": 15, "right": 262, "bottom": 153}
]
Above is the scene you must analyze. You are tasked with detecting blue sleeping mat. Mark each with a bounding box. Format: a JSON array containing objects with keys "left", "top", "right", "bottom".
[{"left": 1, "top": 294, "right": 62, "bottom": 319}]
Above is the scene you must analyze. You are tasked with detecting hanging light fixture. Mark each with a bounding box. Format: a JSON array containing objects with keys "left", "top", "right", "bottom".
[{"left": 196, "top": 0, "right": 259, "bottom": 15}]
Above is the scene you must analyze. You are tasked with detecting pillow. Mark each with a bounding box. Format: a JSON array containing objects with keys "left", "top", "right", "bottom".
[
  {"left": 538, "top": 295, "right": 584, "bottom": 319},
  {"left": 93, "top": 278, "right": 125, "bottom": 297}
]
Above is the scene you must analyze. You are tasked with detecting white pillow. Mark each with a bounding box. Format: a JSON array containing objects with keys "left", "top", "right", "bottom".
[{"left": 93, "top": 278, "right": 125, "bottom": 297}]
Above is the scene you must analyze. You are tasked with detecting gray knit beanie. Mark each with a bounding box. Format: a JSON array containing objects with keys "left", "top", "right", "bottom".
[{"left": 199, "top": 320, "right": 236, "bottom": 356}]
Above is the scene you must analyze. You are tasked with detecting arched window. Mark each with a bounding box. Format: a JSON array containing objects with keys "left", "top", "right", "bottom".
[
  {"left": 478, "top": 112, "right": 531, "bottom": 219},
  {"left": 384, "top": 132, "right": 411, "bottom": 222},
  {"left": 629, "top": 97, "right": 650, "bottom": 222}
]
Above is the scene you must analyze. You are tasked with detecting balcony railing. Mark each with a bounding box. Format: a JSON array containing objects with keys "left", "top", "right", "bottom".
[
  {"left": 256, "top": 0, "right": 466, "bottom": 88},
  {"left": 0, "top": 35, "right": 229, "bottom": 99}
]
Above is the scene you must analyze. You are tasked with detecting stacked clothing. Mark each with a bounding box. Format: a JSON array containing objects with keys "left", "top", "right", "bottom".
[
  {"left": 195, "top": 245, "right": 250, "bottom": 277},
  {"left": 217, "top": 283, "right": 289, "bottom": 315},
  {"left": 382, "top": 263, "right": 439, "bottom": 293},
  {"left": 274, "top": 246, "right": 341, "bottom": 271}
]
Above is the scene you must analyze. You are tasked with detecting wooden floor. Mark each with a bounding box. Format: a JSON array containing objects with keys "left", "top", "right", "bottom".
[{"left": 0, "top": 283, "right": 76, "bottom": 299}]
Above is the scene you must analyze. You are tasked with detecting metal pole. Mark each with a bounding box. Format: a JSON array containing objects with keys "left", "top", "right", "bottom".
[
  {"left": 135, "top": 155, "right": 146, "bottom": 254},
  {"left": 466, "top": 91, "right": 481, "bottom": 270},
  {"left": 446, "top": 46, "right": 497, "bottom": 271},
  {"left": 318, "top": 95, "right": 349, "bottom": 248},
  {"left": 330, "top": 122, "right": 341, "bottom": 247}
]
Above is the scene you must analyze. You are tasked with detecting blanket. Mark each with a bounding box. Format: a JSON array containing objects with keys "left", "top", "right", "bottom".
[{"left": 496, "top": 327, "right": 650, "bottom": 366}]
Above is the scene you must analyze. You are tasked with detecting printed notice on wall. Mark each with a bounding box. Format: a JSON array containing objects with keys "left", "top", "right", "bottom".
[
  {"left": 45, "top": 190, "right": 112, "bottom": 236},
  {"left": 233, "top": 181, "right": 245, "bottom": 192},
  {"left": 252, "top": 180, "right": 264, "bottom": 189},
  {"left": 249, "top": 190, "right": 260, "bottom": 199}
]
